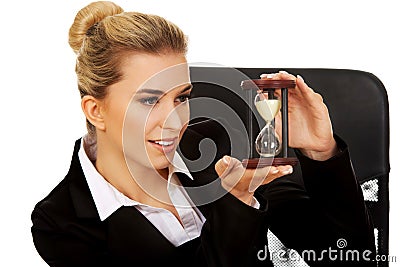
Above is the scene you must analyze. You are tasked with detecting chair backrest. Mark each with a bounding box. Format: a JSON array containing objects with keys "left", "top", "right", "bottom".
[{"left": 188, "top": 66, "right": 390, "bottom": 266}]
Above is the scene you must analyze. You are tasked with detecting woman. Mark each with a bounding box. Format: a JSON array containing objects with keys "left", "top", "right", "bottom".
[{"left": 31, "top": 1, "right": 375, "bottom": 266}]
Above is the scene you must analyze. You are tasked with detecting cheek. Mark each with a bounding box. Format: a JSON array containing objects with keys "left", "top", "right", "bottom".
[
  {"left": 122, "top": 105, "right": 160, "bottom": 160},
  {"left": 178, "top": 103, "right": 190, "bottom": 125},
  {"left": 103, "top": 103, "right": 127, "bottom": 148},
  {"left": 179, "top": 124, "right": 188, "bottom": 139},
  {"left": 123, "top": 107, "right": 147, "bottom": 150},
  {"left": 143, "top": 110, "right": 160, "bottom": 135}
]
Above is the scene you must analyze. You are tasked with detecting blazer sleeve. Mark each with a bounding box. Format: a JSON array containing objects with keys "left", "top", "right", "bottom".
[
  {"left": 31, "top": 206, "right": 111, "bottom": 267},
  {"left": 296, "top": 135, "right": 374, "bottom": 235},
  {"left": 263, "top": 135, "right": 376, "bottom": 266}
]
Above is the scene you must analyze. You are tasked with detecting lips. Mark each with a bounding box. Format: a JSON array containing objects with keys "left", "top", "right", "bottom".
[
  {"left": 154, "top": 140, "right": 174, "bottom": 146},
  {"left": 148, "top": 137, "right": 178, "bottom": 154}
]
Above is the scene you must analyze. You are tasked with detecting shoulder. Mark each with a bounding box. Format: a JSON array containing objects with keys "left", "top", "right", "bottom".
[
  {"left": 33, "top": 174, "right": 70, "bottom": 211},
  {"left": 31, "top": 165, "right": 76, "bottom": 232},
  {"left": 31, "top": 138, "right": 98, "bottom": 230}
]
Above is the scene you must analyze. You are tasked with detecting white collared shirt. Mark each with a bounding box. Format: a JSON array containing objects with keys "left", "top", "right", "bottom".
[{"left": 78, "top": 135, "right": 206, "bottom": 247}]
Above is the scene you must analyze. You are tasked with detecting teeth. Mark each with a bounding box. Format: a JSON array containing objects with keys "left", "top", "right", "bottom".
[{"left": 154, "top": 140, "right": 174, "bottom": 146}]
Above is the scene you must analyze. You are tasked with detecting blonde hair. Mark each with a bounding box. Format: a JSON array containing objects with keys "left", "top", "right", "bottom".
[{"left": 68, "top": 1, "right": 188, "bottom": 136}]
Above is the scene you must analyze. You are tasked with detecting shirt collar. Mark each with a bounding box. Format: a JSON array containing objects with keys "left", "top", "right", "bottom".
[
  {"left": 168, "top": 152, "right": 193, "bottom": 180},
  {"left": 78, "top": 135, "right": 193, "bottom": 221}
]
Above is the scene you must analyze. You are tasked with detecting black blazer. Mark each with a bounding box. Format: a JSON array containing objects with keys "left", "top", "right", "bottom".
[{"left": 31, "top": 121, "right": 376, "bottom": 267}]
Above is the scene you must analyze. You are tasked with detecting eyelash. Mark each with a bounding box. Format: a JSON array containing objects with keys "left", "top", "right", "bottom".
[
  {"left": 139, "top": 94, "right": 191, "bottom": 106},
  {"left": 176, "top": 94, "right": 191, "bottom": 103},
  {"left": 139, "top": 96, "right": 159, "bottom": 105}
]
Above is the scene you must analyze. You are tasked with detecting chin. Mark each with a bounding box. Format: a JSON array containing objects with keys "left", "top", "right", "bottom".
[
  {"left": 150, "top": 154, "right": 174, "bottom": 171},
  {"left": 124, "top": 155, "right": 169, "bottom": 176},
  {"left": 143, "top": 144, "right": 176, "bottom": 168}
]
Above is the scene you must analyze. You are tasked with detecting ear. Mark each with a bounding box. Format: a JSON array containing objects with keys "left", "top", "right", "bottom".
[{"left": 81, "top": 95, "right": 106, "bottom": 131}]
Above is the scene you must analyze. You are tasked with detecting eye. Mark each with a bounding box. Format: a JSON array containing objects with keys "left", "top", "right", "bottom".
[
  {"left": 139, "top": 96, "right": 159, "bottom": 106},
  {"left": 176, "top": 94, "right": 191, "bottom": 103}
]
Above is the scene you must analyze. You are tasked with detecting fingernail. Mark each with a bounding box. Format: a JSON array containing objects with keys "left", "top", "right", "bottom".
[
  {"left": 271, "top": 168, "right": 279, "bottom": 174},
  {"left": 223, "top": 155, "right": 230, "bottom": 165},
  {"left": 260, "top": 73, "right": 275, "bottom": 78},
  {"left": 297, "top": 74, "right": 304, "bottom": 82},
  {"left": 279, "top": 70, "right": 288, "bottom": 74},
  {"left": 283, "top": 167, "right": 293, "bottom": 174}
]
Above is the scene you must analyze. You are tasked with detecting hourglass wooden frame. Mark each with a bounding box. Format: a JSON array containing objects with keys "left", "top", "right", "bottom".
[{"left": 240, "top": 79, "right": 299, "bottom": 168}]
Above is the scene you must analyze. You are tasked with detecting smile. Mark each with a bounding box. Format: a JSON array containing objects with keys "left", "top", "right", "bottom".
[
  {"left": 148, "top": 138, "right": 178, "bottom": 154},
  {"left": 154, "top": 140, "right": 174, "bottom": 146}
]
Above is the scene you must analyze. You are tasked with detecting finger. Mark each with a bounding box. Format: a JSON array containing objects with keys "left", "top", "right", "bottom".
[
  {"left": 296, "top": 75, "right": 324, "bottom": 107},
  {"left": 249, "top": 165, "right": 293, "bottom": 191},
  {"left": 214, "top": 155, "right": 231, "bottom": 178},
  {"left": 274, "top": 112, "right": 282, "bottom": 139},
  {"left": 260, "top": 71, "right": 296, "bottom": 82},
  {"left": 259, "top": 71, "right": 295, "bottom": 97},
  {"left": 277, "top": 70, "right": 296, "bottom": 80},
  {"left": 260, "top": 165, "right": 293, "bottom": 185},
  {"left": 271, "top": 74, "right": 309, "bottom": 104},
  {"left": 275, "top": 165, "right": 294, "bottom": 175},
  {"left": 296, "top": 75, "right": 312, "bottom": 94},
  {"left": 296, "top": 75, "right": 319, "bottom": 98},
  {"left": 248, "top": 166, "right": 272, "bottom": 192},
  {"left": 216, "top": 156, "right": 248, "bottom": 191},
  {"left": 248, "top": 163, "right": 293, "bottom": 192},
  {"left": 247, "top": 165, "right": 281, "bottom": 190},
  {"left": 269, "top": 74, "right": 316, "bottom": 107},
  {"left": 260, "top": 73, "right": 278, "bottom": 80}
]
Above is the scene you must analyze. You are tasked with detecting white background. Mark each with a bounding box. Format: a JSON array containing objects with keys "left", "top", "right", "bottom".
[{"left": 1, "top": 0, "right": 399, "bottom": 266}]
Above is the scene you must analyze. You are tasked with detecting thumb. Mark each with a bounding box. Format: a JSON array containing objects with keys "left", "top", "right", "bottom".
[
  {"left": 215, "top": 155, "right": 243, "bottom": 179},
  {"left": 275, "top": 111, "right": 282, "bottom": 140},
  {"left": 215, "top": 155, "right": 231, "bottom": 178}
]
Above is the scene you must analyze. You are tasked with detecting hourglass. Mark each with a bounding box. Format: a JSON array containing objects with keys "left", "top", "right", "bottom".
[{"left": 240, "top": 79, "right": 298, "bottom": 168}]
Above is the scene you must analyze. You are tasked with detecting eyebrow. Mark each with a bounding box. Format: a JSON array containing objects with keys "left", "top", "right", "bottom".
[{"left": 137, "top": 84, "right": 192, "bottom": 95}]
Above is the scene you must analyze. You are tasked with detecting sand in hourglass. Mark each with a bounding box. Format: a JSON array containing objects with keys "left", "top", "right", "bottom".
[{"left": 255, "top": 99, "right": 281, "bottom": 122}]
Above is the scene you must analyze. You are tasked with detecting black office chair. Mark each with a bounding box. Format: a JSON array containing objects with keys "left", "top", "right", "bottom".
[{"left": 187, "top": 66, "right": 390, "bottom": 267}]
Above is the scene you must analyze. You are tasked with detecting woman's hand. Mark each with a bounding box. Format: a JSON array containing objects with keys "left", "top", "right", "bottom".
[
  {"left": 215, "top": 156, "right": 293, "bottom": 206},
  {"left": 214, "top": 71, "right": 338, "bottom": 206},
  {"left": 261, "top": 71, "right": 338, "bottom": 161}
]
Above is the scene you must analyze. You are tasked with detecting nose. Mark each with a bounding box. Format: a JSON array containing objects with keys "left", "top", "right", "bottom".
[{"left": 161, "top": 103, "right": 189, "bottom": 132}]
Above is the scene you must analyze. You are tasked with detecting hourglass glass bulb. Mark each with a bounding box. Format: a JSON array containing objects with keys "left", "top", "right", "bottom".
[
  {"left": 254, "top": 92, "right": 282, "bottom": 157},
  {"left": 255, "top": 123, "right": 282, "bottom": 157},
  {"left": 254, "top": 93, "right": 281, "bottom": 122}
]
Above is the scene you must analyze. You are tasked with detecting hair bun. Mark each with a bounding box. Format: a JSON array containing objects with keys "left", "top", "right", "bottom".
[{"left": 68, "top": 1, "right": 123, "bottom": 54}]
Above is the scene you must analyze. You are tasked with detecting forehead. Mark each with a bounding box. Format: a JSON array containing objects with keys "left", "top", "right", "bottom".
[{"left": 121, "top": 52, "right": 190, "bottom": 93}]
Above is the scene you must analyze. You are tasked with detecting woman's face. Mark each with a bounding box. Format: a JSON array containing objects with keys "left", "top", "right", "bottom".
[{"left": 102, "top": 52, "right": 191, "bottom": 173}]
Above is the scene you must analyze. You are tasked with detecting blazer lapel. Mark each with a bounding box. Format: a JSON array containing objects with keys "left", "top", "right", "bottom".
[{"left": 106, "top": 206, "right": 177, "bottom": 262}]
